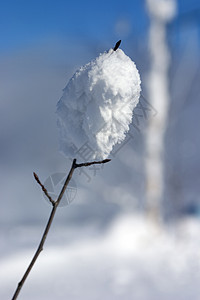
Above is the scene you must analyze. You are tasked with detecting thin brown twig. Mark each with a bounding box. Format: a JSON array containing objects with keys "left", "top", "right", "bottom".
[
  {"left": 74, "top": 158, "right": 111, "bottom": 168},
  {"left": 33, "top": 172, "right": 55, "bottom": 205},
  {"left": 11, "top": 158, "right": 111, "bottom": 300}
]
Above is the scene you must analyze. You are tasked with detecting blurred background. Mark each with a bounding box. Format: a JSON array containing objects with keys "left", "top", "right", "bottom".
[{"left": 1, "top": 0, "right": 200, "bottom": 299}]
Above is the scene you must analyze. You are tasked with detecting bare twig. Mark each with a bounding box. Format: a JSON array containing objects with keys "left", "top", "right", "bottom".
[
  {"left": 11, "top": 158, "right": 111, "bottom": 300},
  {"left": 75, "top": 158, "right": 111, "bottom": 168},
  {"left": 113, "top": 40, "right": 121, "bottom": 51},
  {"left": 33, "top": 172, "right": 55, "bottom": 205}
]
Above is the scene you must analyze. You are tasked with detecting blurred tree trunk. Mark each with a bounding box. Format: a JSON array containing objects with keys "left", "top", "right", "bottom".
[{"left": 145, "top": 0, "right": 176, "bottom": 221}]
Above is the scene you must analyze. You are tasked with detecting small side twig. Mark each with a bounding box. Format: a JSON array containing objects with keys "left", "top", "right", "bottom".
[
  {"left": 75, "top": 158, "right": 111, "bottom": 168},
  {"left": 33, "top": 172, "right": 55, "bottom": 205},
  {"left": 11, "top": 158, "right": 111, "bottom": 300}
]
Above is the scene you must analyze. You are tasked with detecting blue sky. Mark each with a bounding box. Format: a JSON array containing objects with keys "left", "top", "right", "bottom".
[
  {"left": 0, "top": 0, "right": 147, "bottom": 53},
  {"left": 1, "top": 0, "right": 200, "bottom": 54}
]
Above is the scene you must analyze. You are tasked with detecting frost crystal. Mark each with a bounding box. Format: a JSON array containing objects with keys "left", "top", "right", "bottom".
[{"left": 57, "top": 47, "right": 141, "bottom": 160}]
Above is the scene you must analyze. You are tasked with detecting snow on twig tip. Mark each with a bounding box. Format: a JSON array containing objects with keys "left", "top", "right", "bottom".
[{"left": 57, "top": 42, "right": 141, "bottom": 160}]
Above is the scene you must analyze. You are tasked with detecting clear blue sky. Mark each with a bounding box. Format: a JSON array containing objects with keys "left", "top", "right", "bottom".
[{"left": 0, "top": 0, "right": 200, "bottom": 53}]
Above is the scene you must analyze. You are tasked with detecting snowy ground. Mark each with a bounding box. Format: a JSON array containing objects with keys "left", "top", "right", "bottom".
[{"left": 1, "top": 214, "right": 200, "bottom": 300}]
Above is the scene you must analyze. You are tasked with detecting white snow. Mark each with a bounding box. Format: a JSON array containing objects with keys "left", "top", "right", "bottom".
[
  {"left": 2, "top": 215, "right": 200, "bottom": 300},
  {"left": 57, "top": 48, "right": 141, "bottom": 160}
]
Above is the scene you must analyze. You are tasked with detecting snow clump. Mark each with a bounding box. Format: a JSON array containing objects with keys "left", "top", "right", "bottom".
[{"left": 57, "top": 47, "right": 141, "bottom": 160}]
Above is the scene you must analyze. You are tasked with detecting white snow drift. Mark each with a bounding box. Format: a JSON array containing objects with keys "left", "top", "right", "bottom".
[{"left": 57, "top": 47, "right": 141, "bottom": 160}]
